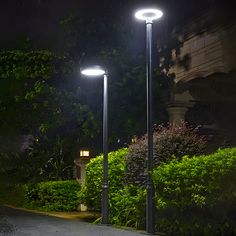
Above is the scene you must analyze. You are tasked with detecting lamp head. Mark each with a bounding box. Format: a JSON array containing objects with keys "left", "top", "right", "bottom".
[
  {"left": 135, "top": 8, "right": 163, "bottom": 22},
  {"left": 81, "top": 65, "right": 106, "bottom": 77}
]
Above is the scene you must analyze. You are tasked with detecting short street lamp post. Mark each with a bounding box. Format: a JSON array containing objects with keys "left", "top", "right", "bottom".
[
  {"left": 81, "top": 65, "right": 109, "bottom": 224},
  {"left": 135, "top": 8, "right": 163, "bottom": 234}
]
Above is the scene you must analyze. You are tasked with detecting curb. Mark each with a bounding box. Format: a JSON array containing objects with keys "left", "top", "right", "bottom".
[{"left": 3, "top": 204, "right": 99, "bottom": 220}]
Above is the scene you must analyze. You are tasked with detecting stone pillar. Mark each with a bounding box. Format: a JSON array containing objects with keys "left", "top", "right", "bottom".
[
  {"left": 167, "top": 106, "right": 189, "bottom": 124},
  {"left": 74, "top": 159, "right": 90, "bottom": 186},
  {"left": 78, "top": 162, "right": 87, "bottom": 186},
  {"left": 166, "top": 90, "right": 194, "bottom": 124},
  {"left": 74, "top": 151, "right": 91, "bottom": 212},
  {"left": 74, "top": 159, "right": 90, "bottom": 212}
]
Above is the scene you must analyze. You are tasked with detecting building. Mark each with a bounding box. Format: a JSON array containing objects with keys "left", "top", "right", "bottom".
[{"left": 161, "top": 9, "right": 236, "bottom": 147}]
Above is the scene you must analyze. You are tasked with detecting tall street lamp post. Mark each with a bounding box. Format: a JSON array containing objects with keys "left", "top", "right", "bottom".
[
  {"left": 134, "top": 8, "right": 163, "bottom": 234},
  {"left": 81, "top": 65, "right": 109, "bottom": 224}
]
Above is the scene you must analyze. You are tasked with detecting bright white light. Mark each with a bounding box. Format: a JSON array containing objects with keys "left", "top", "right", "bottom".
[
  {"left": 80, "top": 150, "right": 90, "bottom": 157},
  {"left": 135, "top": 8, "right": 163, "bottom": 21},
  {"left": 81, "top": 65, "right": 106, "bottom": 76}
]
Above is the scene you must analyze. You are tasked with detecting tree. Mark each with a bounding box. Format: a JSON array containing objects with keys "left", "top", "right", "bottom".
[
  {"left": 60, "top": 12, "right": 167, "bottom": 151},
  {"left": 0, "top": 50, "right": 96, "bottom": 182}
]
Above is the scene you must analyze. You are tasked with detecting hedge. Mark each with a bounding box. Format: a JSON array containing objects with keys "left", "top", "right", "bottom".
[
  {"left": 25, "top": 180, "right": 81, "bottom": 211},
  {"left": 110, "top": 185, "right": 146, "bottom": 229},
  {"left": 105, "top": 147, "right": 236, "bottom": 235},
  {"left": 152, "top": 147, "right": 236, "bottom": 235},
  {"left": 78, "top": 148, "right": 128, "bottom": 210}
]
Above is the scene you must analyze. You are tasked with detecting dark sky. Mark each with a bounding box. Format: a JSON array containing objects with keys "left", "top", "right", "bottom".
[
  {"left": 0, "top": 0, "right": 81, "bottom": 48},
  {"left": 0, "top": 0, "right": 220, "bottom": 49},
  {"left": 0, "top": 0, "right": 235, "bottom": 52}
]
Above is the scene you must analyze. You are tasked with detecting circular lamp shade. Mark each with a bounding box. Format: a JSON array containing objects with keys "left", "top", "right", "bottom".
[
  {"left": 81, "top": 65, "right": 106, "bottom": 76},
  {"left": 135, "top": 8, "right": 163, "bottom": 21}
]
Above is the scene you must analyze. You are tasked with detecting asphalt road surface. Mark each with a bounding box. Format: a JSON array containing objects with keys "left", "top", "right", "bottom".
[{"left": 0, "top": 206, "right": 145, "bottom": 236}]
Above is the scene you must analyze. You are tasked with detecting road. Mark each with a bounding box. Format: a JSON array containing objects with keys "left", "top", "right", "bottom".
[{"left": 0, "top": 206, "right": 145, "bottom": 236}]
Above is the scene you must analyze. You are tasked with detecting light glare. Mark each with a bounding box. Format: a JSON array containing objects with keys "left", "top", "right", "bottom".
[
  {"left": 135, "top": 8, "right": 163, "bottom": 21},
  {"left": 81, "top": 66, "right": 106, "bottom": 76}
]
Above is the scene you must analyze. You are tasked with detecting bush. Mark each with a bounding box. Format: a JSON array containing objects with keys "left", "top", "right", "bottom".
[
  {"left": 79, "top": 148, "right": 128, "bottom": 210},
  {"left": 25, "top": 180, "right": 81, "bottom": 211},
  {"left": 110, "top": 185, "right": 146, "bottom": 229},
  {"left": 152, "top": 147, "right": 236, "bottom": 235},
  {"left": 125, "top": 122, "right": 206, "bottom": 186}
]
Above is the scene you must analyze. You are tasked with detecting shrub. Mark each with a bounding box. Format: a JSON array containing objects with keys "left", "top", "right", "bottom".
[
  {"left": 125, "top": 122, "right": 206, "bottom": 186},
  {"left": 79, "top": 148, "right": 128, "bottom": 210},
  {"left": 110, "top": 185, "right": 146, "bottom": 229},
  {"left": 152, "top": 147, "right": 236, "bottom": 235},
  {"left": 25, "top": 180, "right": 81, "bottom": 211}
]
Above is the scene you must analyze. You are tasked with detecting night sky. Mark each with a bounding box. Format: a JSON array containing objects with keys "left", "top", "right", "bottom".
[{"left": 1, "top": 0, "right": 230, "bottom": 51}]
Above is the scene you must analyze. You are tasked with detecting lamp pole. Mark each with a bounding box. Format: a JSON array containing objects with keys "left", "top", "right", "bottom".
[
  {"left": 134, "top": 8, "right": 163, "bottom": 234},
  {"left": 146, "top": 18, "right": 154, "bottom": 234},
  {"left": 102, "top": 73, "right": 109, "bottom": 224},
  {"left": 80, "top": 66, "right": 109, "bottom": 224}
]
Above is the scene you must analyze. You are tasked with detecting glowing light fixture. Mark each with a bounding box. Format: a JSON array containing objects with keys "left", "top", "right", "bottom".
[
  {"left": 81, "top": 65, "right": 106, "bottom": 76},
  {"left": 135, "top": 8, "right": 163, "bottom": 21},
  {"left": 80, "top": 150, "right": 90, "bottom": 157}
]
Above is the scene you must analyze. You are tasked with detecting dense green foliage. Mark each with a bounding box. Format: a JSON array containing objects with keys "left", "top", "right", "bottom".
[
  {"left": 0, "top": 50, "right": 96, "bottom": 183},
  {"left": 87, "top": 147, "right": 236, "bottom": 235},
  {"left": 152, "top": 147, "right": 236, "bottom": 235},
  {"left": 2, "top": 145, "right": 236, "bottom": 236},
  {"left": 0, "top": 50, "right": 72, "bottom": 80},
  {"left": 125, "top": 123, "right": 206, "bottom": 186},
  {"left": 110, "top": 185, "right": 146, "bottom": 229},
  {"left": 25, "top": 180, "right": 81, "bottom": 211},
  {"left": 78, "top": 148, "right": 127, "bottom": 210}
]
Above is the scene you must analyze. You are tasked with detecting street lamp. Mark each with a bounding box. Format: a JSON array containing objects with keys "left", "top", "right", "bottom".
[
  {"left": 81, "top": 65, "right": 109, "bottom": 224},
  {"left": 134, "top": 8, "right": 163, "bottom": 234}
]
